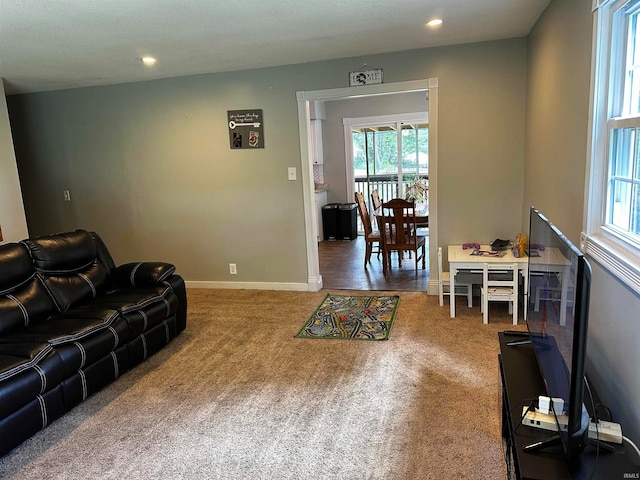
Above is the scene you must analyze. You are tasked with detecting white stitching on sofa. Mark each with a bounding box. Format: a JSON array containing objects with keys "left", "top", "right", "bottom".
[
  {"left": 0, "top": 272, "right": 37, "bottom": 296},
  {"left": 117, "top": 286, "right": 172, "bottom": 314},
  {"left": 35, "top": 258, "right": 98, "bottom": 275},
  {"left": 130, "top": 263, "right": 142, "bottom": 287},
  {"left": 140, "top": 310, "right": 149, "bottom": 331},
  {"left": 157, "top": 266, "right": 176, "bottom": 282},
  {"left": 33, "top": 365, "right": 46, "bottom": 394},
  {"left": 0, "top": 345, "right": 53, "bottom": 383},
  {"left": 162, "top": 298, "right": 170, "bottom": 318},
  {"left": 74, "top": 342, "right": 87, "bottom": 368},
  {"left": 37, "top": 395, "right": 47, "bottom": 428},
  {"left": 141, "top": 335, "right": 148, "bottom": 360},
  {"left": 7, "top": 294, "right": 29, "bottom": 326},
  {"left": 47, "top": 310, "right": 120, "bottom": 346},
  {"left": 162, "top": 280, "right": 174, "bottom": 293},
  {"left": 108, "top": 326, "right": 119, "bottom": 349},
  {"left": 35, "top": 273, "right": 62, "bottom": 314},
  {"left": 78, "top": 273, "right": 96, "bottom": 297},
  {"left": 110, "top": 351, "right": 119, "bottom": 379},
  {"left": 79, "top": 369, "right": 87, "bottom": 400}
]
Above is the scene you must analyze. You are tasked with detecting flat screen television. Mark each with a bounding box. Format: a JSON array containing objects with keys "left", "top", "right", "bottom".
[{"left": 525, "top": 207, "right": 591, "bottom": 462}]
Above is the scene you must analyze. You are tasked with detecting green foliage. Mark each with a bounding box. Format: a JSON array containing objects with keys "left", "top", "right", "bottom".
[{"left": 352, "top": 127, "right": 428, "bottom": 175}]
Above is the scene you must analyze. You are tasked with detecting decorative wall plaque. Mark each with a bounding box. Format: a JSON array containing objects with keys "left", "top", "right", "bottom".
[
  {"left": 228, "top": 109, "right": 264, "bottom": 149},
  {"left": 349, "top": 68, "right": 383, "bottom": 87}
]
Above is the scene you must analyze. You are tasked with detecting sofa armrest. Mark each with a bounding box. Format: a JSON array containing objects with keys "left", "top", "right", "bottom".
[{"left": 111, "top": 262, "right": 176, "bottom": 288}]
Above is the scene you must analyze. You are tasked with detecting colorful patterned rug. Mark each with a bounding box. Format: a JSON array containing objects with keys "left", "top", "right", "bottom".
[{"left": 295, "top": 294, "right": 400, "bottom": 340}]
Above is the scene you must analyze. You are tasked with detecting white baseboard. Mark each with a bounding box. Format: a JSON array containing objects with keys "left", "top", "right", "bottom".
[
  {"left": 186, "top": 280, "right": 311, "bottom": 291},
  {"left": 427, "top": 279, "right": 439, "bottom": 296},
  {"left": 187, "top": 277, "right": 434, "bottom": 294}
]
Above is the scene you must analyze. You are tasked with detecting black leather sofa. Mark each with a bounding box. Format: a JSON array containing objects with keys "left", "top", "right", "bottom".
[{"left": 0, "top": 230, "right": 187, "bottom": 456}]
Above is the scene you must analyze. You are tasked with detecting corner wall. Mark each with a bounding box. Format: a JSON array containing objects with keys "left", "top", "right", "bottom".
[
  {"left": 525, "top": 0, "right": 640, "bottom": 442},
  {"left": 0, "top": 80, "right": 28, "bottom": 243}
]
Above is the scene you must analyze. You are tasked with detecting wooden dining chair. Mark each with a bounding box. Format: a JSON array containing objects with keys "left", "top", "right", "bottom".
[
  {"left": 481, "top": 262, "right": 519, "bottom": 325},
  {"left": 354, "top": 192, "right": 381, "bottom": 269},
  {"left": 371, "top": 189, "right": 382, "bottom": 211},
  {"left": 379, "top": 198, "right": 426, "bottom": 278}
]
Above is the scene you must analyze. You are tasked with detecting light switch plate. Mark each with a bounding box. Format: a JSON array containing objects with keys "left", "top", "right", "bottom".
[{"left": 288, "top": 167, "right": 297, "bottom": 181}]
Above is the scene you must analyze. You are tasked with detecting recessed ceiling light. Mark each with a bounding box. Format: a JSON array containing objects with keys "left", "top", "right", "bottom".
[
  {"left": 426, "top": 19, "right": 443, "bottom": 27},
  {"left": 141, "top": 56, "right": 157, "bottom": 66}
]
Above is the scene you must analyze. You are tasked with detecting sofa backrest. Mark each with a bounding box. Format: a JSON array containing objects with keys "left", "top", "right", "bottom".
[
  {"left": 0, "top": 243, "right": 59, "bottom": 335},
  {"left": 23, "top": 230, "right": 111, "bottom": 312}
]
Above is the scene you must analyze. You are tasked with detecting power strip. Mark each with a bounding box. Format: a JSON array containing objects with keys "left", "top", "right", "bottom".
[{"left": 521, "top": 407, "right": 623, "bottom": 444}]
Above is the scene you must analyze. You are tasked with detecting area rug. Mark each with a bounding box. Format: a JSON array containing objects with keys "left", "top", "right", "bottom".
[{"left": 295, "top": 293, "right": 400, "bottom": 340}]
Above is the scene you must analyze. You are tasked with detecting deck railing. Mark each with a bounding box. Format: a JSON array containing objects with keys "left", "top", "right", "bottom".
[
  {"left": 353, "top": 174, "right": 428, "bottom": 232},
  {"left": 354, "top": 174, "right": 426, "bottom": 206}
]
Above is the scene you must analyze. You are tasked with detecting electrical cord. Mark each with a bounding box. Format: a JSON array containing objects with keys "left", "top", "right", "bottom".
[
  {"left": 623, "top": 436, "right": 640, "bottom": 458},
  {"left": 581, "top": 380, "right": 640, "bottom": 461},
  {"left": 512, "top": 398, "right": 537, "bottom": 434},
  {"left": 584, "top": 376, "right": 600, "bottom": 480},
  {"left": 594, "top": 403, "right": 613, "bottom": 422}
]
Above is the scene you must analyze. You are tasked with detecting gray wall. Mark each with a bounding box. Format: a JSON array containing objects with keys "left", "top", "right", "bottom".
[
  {"left": 525, "top": 0, "right": 640, "bottom": 441},
  {"left": 7, "top": 37, "right": 528, "bottom": 285},
  {"left": 0, "top": 81, "right": 28, "bottom": 243}
]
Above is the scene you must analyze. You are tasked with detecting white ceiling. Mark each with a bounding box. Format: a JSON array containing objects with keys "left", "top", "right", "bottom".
[{"left": 0, "top": 0, "right": 550, "bottom": 96}]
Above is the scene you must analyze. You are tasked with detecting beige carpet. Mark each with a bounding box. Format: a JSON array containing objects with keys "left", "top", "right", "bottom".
[{"left": 0, "top": 289, "right": 525, "bottom": 479}]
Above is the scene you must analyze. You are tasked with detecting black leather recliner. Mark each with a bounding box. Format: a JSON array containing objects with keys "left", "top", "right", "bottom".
[{"left": 0, "top": 230, "right": 187, "bottom": 456}]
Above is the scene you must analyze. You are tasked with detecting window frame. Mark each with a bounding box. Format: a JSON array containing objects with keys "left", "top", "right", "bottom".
[{"left": 585, "top": 0, "right": 640, "bottom": 295}]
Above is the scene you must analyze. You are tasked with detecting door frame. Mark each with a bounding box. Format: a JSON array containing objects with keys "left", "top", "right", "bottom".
[{"left": 296, "top": 78, "right": 439, "bottom": 293}]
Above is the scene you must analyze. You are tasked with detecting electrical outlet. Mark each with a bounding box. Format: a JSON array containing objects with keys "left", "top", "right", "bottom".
[
  {"left": 288, "top": 167, "right": 297, "bottom": 181},
  {"left": 229, "top": 263, "right": 237, "bottom": 275},
  {"left": 63, "top": 190, "right": 71, "bottom": 202}
]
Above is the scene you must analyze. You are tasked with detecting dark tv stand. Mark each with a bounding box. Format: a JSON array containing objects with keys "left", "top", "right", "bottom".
[
  {"left": 498, "top": 332, "right": 638, "bottom": 479},
  {"left": 524, "top": 434, "right": 616, "bottom": 455}
]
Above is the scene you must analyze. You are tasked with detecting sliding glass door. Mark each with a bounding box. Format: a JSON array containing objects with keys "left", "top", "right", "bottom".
[{"left": 349, "top": 115, "right": 429, "bottom": 221}]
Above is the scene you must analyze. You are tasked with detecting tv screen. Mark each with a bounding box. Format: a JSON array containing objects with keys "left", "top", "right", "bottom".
[{"left": 526, "top": 207, "right": 591, "bottom": 461}]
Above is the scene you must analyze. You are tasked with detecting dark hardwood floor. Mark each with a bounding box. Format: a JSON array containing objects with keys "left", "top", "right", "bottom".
[{"left": 318, "top": 235, "right": 430, "bottom": 292}]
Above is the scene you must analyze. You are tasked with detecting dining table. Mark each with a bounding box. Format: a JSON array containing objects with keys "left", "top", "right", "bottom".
[{"left": 372, "top": 201, "right": 429, "bottom": 276}]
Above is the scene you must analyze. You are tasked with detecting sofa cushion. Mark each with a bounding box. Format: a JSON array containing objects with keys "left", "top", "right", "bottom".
[
  {"left": 0, "top": 242, "right": 58, "bottom": 336},
  {"left": 23, "top": 230, "right": 110, "bottom": 311},
  {"left": 89, "top": 286, "right": 178, "bottom": 334},
  {"left": 6, "top": 312, "right": 120, "bottom": 347},
  {"left": 101, "top": 285, "right": 176, "bottom": 314},
  {"left": 38, "top": 262, "right": 109, "bottom": 313},
  {"left": 0, "top": 243, "right": 35, "bottom": 293},
  {"left": 0, "top": 345, "right": 64, "bottom": 420},
  {"left": 24, "top": 230, "right": 97, "bottom": 274},
  {"left": 0, "top": 278, "right": 59, "bottom": 336},
  {"left": 0, "top": 341, "right": 56, "bottom": 384}
]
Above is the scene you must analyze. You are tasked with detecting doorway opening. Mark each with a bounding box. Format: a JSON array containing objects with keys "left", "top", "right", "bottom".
[{"left": 296, "top": 79, "right": 439, "bottom": 294}]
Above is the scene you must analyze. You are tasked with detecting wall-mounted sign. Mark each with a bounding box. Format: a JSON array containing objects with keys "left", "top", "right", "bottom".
[
  {"left": 349, "top": 68, "right": 383, "bottom": 87},
  {"left": 228, "top": 109, "right": 264, "bottom": 149}
]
